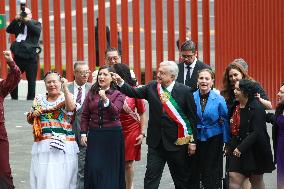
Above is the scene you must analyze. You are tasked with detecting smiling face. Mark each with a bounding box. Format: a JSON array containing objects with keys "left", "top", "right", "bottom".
[
  {"left": 234, "top": 81, "right": 247, "bottom": 102},
  {"left": 197, "top": 70, "right": 214, "bottom": 94},
  {"left": 229, "top": 68, "right": 243, "bottom": 88},
  {"left": 97, "top": 68, "right": 112, "bottom": 89},
  {"left": 277, "top": 85, "right": 284, "bottom": 104},
  {"left": 45, "top": 73, "right": 61, "bottom": 96}
]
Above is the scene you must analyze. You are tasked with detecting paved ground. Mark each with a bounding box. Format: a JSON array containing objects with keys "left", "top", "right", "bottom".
[{"left": 5, "top": 97, "right": 276, "bottom": 189}]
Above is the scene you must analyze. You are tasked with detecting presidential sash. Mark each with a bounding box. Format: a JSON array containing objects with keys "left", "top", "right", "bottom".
[{"left": 157, "top": 84, "right": 194, "bottom": 145}]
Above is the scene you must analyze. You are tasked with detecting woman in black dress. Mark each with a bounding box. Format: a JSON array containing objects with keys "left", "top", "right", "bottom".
[{"left": 226, "top": 79, "right": 275, "bottom": 189}]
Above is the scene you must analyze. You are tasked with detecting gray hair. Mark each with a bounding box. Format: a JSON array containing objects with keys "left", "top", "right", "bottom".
[
  {"left": 232, "top": 58, "right": 248, "bottom": 72},
  {"left": 73, "top": 61, "right": 88, "bottom": 70},
  {"left": 159, "top": 61, "right": 179, "bottom": 79}
]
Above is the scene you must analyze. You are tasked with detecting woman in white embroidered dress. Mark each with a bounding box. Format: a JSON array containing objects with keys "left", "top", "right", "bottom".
[{"left": 27, "top": 71, "right": 78, "bottom": 189}]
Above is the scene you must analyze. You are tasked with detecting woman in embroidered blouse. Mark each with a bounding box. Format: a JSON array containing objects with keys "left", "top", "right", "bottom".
[
  {"left": 193, "top": 69, "right": 229, "bottom": 189},
  {"left": 113, "top": 63, "right": 146, "bottom": 189},
  {"left": 80, "top": 66, "right": 126, "bottom": 189},
  {"left": 226, "top": 79, "right": 274, "bottom": 189},
  {"left": 27, "top": 71, "right": 78, "bottom": 189}
]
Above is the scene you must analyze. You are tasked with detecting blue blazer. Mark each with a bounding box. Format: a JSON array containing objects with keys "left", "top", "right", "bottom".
[{"left": 193, "top": 89, "right": 230, "bottom": 143}]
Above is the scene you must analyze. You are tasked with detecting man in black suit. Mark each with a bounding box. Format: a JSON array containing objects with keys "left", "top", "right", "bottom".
[
  {"left": 176, "top": 40, "right": 211, "bottom": 92},
  {"left": 68, "top": 61, "right": 92, "bottom": 189},
  {"left": 6, "top": 7, "right": 41, "bottom": 100},
  {"left": 113, "top": 61, "right": 198, "bottom": 189}
]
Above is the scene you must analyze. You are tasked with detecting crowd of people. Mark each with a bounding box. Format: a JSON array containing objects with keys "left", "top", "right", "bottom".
[{"left": 0, "top": 7, "right": 281, "bottom": 189}]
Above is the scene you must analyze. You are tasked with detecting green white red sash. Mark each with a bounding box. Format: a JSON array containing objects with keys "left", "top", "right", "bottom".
[{"left": 157, "top": 83, "right": 194, "bottom": 145}]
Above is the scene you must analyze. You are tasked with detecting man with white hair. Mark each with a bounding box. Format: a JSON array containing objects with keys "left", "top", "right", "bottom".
[{"left": 114, "top": 61, "right": 198, "bottom": 189}]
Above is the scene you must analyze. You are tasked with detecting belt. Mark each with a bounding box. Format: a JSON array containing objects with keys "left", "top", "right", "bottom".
[{"left": 38, "top": 135, "right": 76, "bottom": 141}]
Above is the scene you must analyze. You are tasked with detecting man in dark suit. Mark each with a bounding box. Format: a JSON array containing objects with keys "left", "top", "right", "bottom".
[
  {"left": 113, "top": 61, "right": 198, "bottom": 189},
  {"left": 176, "top": 40, "right": 211, "bottom": 92},
  {"left": 6, "top": 7, "right": 41, "bottom": 100},
  {"left": 68, "top": 61, "right": 92, "bottom": 189}
]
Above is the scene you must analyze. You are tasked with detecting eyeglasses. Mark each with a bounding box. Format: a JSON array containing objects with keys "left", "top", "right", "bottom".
[
  {"left": 181, "top": 54, "right": 195, "bottom": 59},
  {"left": 106, "top": 56, "right": 120, "bottom": 61},
  {"left": 76, "top": 70, "right": 90, "bottom": 76}
]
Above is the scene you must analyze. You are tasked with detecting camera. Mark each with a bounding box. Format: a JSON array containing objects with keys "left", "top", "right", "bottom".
[{"left": 20, "top": 0, "right": 27, "bottom": 18}]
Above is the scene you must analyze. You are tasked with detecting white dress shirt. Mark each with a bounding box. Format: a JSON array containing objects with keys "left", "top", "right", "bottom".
[
  {"left": 74, "top": 82, "right": 86, "bottom": 110},
  {"left": 183, "top": 58, "right": 197, "bottom": 84}
]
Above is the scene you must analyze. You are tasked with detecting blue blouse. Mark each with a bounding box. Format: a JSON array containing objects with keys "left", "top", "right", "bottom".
[{"left": 193, "top": 90, "right": 230, "bottom": 143}]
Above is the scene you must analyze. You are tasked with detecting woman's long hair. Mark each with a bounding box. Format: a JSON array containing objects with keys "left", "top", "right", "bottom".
[
  {"left": 113, "top": 63, "right": 137, "bottom": 86},
  {"left": 91, "top": 66, "right": 117, "bottom": 94},
  {"left": 221, "top": 62, "right": 252, "bottom": 102}
]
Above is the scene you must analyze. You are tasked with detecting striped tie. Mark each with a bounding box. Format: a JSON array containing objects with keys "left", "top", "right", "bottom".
[{"left": 76, "top": 87, "right": 82, "bottom": 104}]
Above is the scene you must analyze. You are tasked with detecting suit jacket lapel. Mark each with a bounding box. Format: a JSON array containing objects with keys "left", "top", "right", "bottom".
[
  {"left": 85, "top": 83, "right": 91, "bottom": 97},
  {"left": 68, "top": 83, "right": 75, "bottom": 95},
  {"left": 171, "top": 82, "right": 179, "bottom": 100},
  {"left": 177, "top": 63, "right": 185, "bottom": 84},
  {"left": 191, "top": 61, "right": 200, "bottom": 82}
]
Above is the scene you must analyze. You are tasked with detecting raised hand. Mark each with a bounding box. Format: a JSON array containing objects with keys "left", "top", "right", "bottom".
[{"left": 3, "top": 51, "right": 14, "bottom": 62}]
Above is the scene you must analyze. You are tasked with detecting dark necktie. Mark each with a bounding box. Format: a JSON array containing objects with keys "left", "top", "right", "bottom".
[
  {"left": 185, "top": 65, "right": 192, "bottom": 85},
  {"left": 76, "top": 87, "right": 82, "bottom": 104}
]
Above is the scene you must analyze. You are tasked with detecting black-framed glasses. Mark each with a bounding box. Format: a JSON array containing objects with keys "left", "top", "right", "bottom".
[
  {"left": 181, "top": 54, "right": 195, "bottom": 59},
  {"left": 106, "top": 56, "right": 120, "bottom": 61}
]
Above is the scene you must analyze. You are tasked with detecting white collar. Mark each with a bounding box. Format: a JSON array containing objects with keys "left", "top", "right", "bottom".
[
  {"left": 163, "top": 81, "right": 175, "bottom": 93},
  {"left": 184, "top": 58, "right": 197, "bottom": 69},
  {"left": 74, "top": 81, "right": 86, "bottom": 89}
]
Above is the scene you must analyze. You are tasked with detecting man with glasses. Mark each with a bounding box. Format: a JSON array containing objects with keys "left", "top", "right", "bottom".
[
  {"left": 92, "top": 47, "right": 135, "bottom": 83},
  {"left": 6, "top": 7, "right": 41, "bottom": 100},
  {"left": 176, "top": 40, "right": 211, "bottom": 92},
  {"left": 68, "top": 61, "right": 92, "bottom": 189}
]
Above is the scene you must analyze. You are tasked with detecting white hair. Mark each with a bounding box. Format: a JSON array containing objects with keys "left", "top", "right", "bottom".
[{"left": 159, "top": 61, "right": 179, "bottom": 79}]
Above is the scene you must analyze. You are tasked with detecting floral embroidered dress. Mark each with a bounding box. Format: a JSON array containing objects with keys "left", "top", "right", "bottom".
[{"left": 29, "top": 93, "right": 79, "bottom": 189}]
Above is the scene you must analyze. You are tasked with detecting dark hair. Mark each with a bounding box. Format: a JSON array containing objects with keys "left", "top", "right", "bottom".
[
  {"left": 105, "top": 47, "right": 119, "bottom": 57},
  {"left": 275, "top": 83, "right": 284, "bottom": 116},
  {"left": 180, "top": 40, "right": 197, "bottom": 52},
  {"left": 44, "top": 70, "right": 61, "bottom": 82},
  {"left": 113, "top": 64, "right": 137, "bottom": 87},
  {"left": 91, "top": 66, "right": 117, "bottom": 94},
  {"left": 238, "top": 79, "right": 258, "bottom": 100},
  {"left": 221, "top": 62, "right": 252, "bottom": 102}
]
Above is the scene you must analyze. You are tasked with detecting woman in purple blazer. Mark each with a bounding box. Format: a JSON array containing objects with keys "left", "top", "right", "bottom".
[{"left": 80, "top": 66, "right": 126, "bottom": 189}]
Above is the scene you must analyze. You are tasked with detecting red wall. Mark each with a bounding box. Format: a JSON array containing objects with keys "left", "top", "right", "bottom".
[{"left": 215, "top": 0, "right": 284, "bottom": 107}]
